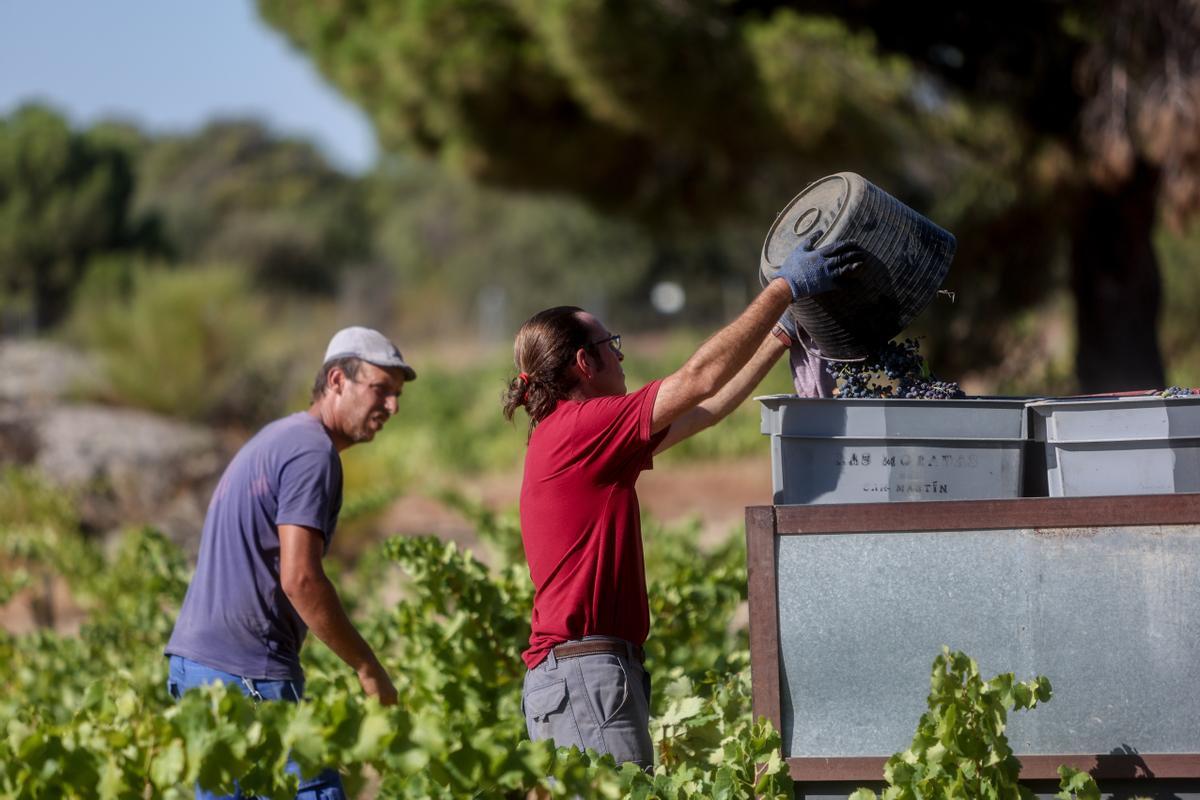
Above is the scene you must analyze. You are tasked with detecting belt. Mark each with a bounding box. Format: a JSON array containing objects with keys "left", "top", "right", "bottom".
[{"left": 552, "top": 639, "right": 645, "bottom": 664}]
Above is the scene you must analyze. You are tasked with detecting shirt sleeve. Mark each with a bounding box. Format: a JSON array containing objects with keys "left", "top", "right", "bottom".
[
  {"left": 576, "top": 380, "right": 669, "bottom": 479},
  {"left": 275, "top": 447, "right": 341, "bottom": 545}
]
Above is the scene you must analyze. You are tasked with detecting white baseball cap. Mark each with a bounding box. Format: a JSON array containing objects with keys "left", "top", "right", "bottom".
[{"left": 323, "top": 326, "right": 416, "bottom": 381}]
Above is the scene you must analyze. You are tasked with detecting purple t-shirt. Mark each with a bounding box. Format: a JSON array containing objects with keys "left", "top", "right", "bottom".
[{"left": 165, "top": 412, "right": 342, "bottom": 680}]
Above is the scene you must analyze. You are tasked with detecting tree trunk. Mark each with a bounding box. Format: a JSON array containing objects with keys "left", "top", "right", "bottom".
[{"left": 1070, "top": 162, "right": 1165, "bottom": 393}]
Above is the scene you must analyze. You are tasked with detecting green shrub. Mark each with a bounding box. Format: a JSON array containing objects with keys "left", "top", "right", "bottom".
[
  {"left": 66, "top": 261, "right": 303, "bottom": 425},
  {"left": 0, "top": 466, "right": 78, "bottom": 533},
  {"left": 0, "top": 467, "right": 85, "bottom": 607}
]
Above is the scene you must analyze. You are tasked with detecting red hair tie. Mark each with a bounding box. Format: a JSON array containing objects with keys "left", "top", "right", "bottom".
[{"left": 518, "top": 372, "right": 530, "bottom": 383}]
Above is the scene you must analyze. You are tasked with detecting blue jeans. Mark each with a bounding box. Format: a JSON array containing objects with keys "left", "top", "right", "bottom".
[{"left": 166, "top": 655, "right": 346, "bottom": 800}]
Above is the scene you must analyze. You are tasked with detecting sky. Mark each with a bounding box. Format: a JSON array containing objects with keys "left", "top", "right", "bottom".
[{"left": 0, "top": 0, "right": 378, "bottom": 172}]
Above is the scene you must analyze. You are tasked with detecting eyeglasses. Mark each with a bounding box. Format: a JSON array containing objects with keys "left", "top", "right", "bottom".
[{"left": 590, "top": 333, "right": 621, "bottom": 354}]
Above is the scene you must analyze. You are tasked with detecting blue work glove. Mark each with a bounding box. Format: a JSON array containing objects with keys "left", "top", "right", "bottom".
[{"left": 774, "top": 231, "right": 866, "bottom": 300}]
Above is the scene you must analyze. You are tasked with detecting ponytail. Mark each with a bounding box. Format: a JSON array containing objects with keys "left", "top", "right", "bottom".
[{"left": 502, "top": 306, "right": 594, "bottom": 439}]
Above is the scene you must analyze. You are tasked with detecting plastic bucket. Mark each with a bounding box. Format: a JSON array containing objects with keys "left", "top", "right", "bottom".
[{"left": 760, "top": 173, "right": 956, "bottom": 361}]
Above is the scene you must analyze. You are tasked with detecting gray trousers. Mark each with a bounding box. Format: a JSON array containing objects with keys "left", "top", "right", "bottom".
[{"left": 522, "top": 637, "right": 654, "bottom": 770}]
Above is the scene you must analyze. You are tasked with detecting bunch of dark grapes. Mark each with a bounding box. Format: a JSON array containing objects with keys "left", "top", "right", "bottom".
[
  {"left": 1161, "top": 386, "right": 1199, "bottom": 398},
  {"left": 825, "top": 338, "right": 966, "bottom": 400}
]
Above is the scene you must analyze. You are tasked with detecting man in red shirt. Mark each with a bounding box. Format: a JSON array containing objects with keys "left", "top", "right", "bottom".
[{"left": 501, "top": 234, "right": 862, "bottom": 769}]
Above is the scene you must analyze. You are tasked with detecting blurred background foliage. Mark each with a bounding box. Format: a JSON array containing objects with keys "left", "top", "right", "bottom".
[
  {"left": 132, "top": 120, "right": 370, "bottom": 296},
  {"left": 63, "top": 260, "right": 321, "bottom": 426},
  {"left": 257, "top": 0, "right": 1200, "bottom": 393},
  {"left": 2, "top": 1, "right": 1199, "bottom": 445}
]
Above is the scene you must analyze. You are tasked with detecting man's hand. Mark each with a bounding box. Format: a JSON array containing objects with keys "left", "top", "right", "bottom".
[
  {"left": 357, "top": 660, "right": 399, "bottom": 706},
  {"left": 775, "top": 231, "right": 866, "bottom": 299}
]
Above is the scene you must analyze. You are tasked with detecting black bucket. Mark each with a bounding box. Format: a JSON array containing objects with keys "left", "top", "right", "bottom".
[{"left": 759, "top": 172, "right": 956, "bottom": 361}]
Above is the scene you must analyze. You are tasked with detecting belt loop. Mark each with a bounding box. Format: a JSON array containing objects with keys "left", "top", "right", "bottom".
[
  {"left": 624, "top": 640, "right": 634, "bottom": 662},
  {"left": 546, "top": 648, "right": 558, "bottom": 671},
  {"left": 241, "top": 676, "right": 264, "bottom": 703}
]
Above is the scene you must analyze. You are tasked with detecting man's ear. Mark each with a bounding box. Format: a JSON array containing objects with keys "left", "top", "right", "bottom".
[
  {"left": 574, "top": 347, "right": 593, "bottom": 380},
  {"left": 327, "top": 366, "right": 348, "bottom": 394}
]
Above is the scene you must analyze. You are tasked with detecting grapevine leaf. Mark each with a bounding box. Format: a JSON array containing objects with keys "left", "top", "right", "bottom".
[
  {"left": 658, "top": 696, "right": 705, "bottom": 727},
  {"left": 97, "top": 756, "right": 125, "bottom": 800},
  {"left": 149, "top": 738, "right": 186, "bottom": 788},
  {"left": 351, "top": 707, "right": 393, "bottom": 761},
  {"left": 283, "top": 706, "right": 325, "bottom": 779},
  {"left": 1057, "top": 765, "right": 1101, "bottom": 800}
]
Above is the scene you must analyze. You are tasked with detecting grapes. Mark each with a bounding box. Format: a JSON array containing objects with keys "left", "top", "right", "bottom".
[
  {"left": 825, "top": 338, "right": 966, "bottom": 400},
  {"left": 1161, "top": 386, "right": 1199, "bottom": 398}
]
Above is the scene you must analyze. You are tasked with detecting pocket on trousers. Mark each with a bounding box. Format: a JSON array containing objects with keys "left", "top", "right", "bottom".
[
  {"left": 524, "top": 676, "right": 585, "bottom": 751},
  {"left": 524, "top": 679, "right": 568, "bottom": 723},
  {"left": 578, "top": 655, "right": 629, "bottom": 729}
]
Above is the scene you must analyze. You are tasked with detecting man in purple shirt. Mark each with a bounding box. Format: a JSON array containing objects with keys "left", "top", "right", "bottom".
[{"left": 165, "top": 326, "right": 414, "bottom": 799}]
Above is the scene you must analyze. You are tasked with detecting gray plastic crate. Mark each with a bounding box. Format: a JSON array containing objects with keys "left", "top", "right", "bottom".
[
  {"left": 758, "top": 395, "right": 1030, "bottom": 504},
  {"left": 1027, "top": 396, "right": 1200, "bottom": 496}
]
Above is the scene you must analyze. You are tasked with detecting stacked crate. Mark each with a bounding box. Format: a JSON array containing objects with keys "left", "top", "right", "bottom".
[{"left": 759, "top": 394, "right": 1200, "bottom": 503}]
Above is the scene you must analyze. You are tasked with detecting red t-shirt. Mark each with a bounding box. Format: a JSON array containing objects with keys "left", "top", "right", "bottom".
[{"left": 519, "top": 380, "right": 669, "bottom": 669}]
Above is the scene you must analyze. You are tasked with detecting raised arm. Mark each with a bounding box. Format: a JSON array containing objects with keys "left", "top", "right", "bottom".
[
  {"left": 279, "top": 524, "right": 398, "bottom": 706},
  {"left": 654, "top": 330, "right": 788, "bottom": 453},
  {"left": 651, "top": 233, "right": 864, "bottom": 434},
  {"left": 651, "top": 281, "right": 790, "bottom": 434}
]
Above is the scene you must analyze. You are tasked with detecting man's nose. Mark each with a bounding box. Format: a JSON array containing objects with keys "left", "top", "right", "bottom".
[{"left": 385, "top": 395, "right": 399, "bottom": 415}]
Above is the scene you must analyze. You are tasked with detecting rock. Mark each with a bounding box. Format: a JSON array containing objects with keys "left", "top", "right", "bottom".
[
  {"left": 0, "top": 339, "right": 101, "bottom": 405},
  {"left": 1, "top": 402, "right": 227, "bottom": 553},
  {"left": 0, "top": 337, "right": 232, "bottom": 552}
]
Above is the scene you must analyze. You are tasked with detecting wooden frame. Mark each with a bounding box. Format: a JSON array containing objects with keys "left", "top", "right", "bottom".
[{"left": 746, "top": 494, "right": 1200, "bottom": 783}]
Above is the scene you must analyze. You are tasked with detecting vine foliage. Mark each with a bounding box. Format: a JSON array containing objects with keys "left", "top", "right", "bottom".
[
  {"left": 0, "top": 470, "right": 790, "bottom": 799},
  {"left": 850, "top": 647, "right": 1101, "bottom": 800}
]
